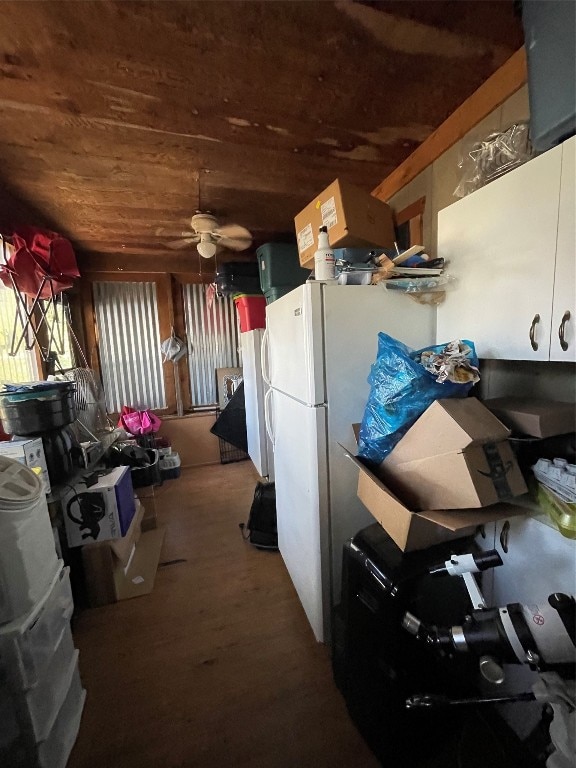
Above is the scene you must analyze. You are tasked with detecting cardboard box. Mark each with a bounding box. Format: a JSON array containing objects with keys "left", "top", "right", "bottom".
[
  {"left": 380, "top": 399, "right": 527, "bottom": 511},
  {"left": 63, "top": 466, "right": 136, "bottom": 548},
  {"left": 294, "top": 179, "right": 395, "bottom": 269},
  {"left": 348, "top": 450, "right": 526, "bottom": 552},
  {"left": 83, "top": 498, "right": 144, "bottom": 567},
  {"left": 135, "top": 486, "right": 157, "bottom": 531},
  {"left": 82, "top": 525, "right": 165, "bottom": 608},
  {"left": 0, "top": 438, "right": 51, "bottom": 494},
  {"left": 482, "top": 397, "right": 576, "bottom": 439}
]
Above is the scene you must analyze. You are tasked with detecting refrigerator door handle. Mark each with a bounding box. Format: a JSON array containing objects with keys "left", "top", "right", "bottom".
[
  {"left": 261, "top": 327, "right": 271, "bottom": 387},
  {"left": 264, "top": 387, "right": 275, "bottom": 446}
]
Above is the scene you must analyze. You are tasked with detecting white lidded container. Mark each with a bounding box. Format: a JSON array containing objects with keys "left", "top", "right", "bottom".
[{"left": 0, "top": 456, "right": 60, "bottom": 625}]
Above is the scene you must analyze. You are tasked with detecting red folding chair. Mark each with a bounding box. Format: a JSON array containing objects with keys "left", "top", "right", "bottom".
[{"left": 0, "top": 227, "right": 80, "bottom": 361}]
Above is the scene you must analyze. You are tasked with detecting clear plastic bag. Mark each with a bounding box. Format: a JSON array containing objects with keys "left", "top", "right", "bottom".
[
  {"left": 357, "top": 335, "right": 479, "bottom": 465},
  {"left": 454, "top": 123, "right": 532, "bottom": 199}
]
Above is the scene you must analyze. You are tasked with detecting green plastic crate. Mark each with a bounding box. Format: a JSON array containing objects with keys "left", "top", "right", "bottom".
[
  {"left": 256, "top": 243, "right": 310, "bottom": 294},
  {"left": 264, "top": 286, "right": 298, "bottom": 304}
]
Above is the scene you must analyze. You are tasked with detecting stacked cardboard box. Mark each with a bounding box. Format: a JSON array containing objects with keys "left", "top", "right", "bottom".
[
  {"left": 348, "top": 398, "right": 527, "bottom": 552},
  {"left": 81, "top": 498, "right": 164, "bottom": 608}
]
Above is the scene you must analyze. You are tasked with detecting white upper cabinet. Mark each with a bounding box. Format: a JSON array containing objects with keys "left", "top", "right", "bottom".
[
  {"left": 550, "top": 136, "right": 575, "bottom": 361},
  {"left": 437, "top": 137, "right": 575, "bottom": 361}
]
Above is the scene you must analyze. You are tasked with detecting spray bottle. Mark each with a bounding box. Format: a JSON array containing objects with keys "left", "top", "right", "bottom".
[{"left": 314, "top": 226, "right": 336, "bottom": 281}]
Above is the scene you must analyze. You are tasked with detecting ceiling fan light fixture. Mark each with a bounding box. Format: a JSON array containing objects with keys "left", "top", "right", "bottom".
[{"left": 197, "top": 239, "right": 217, "bottom": 259}]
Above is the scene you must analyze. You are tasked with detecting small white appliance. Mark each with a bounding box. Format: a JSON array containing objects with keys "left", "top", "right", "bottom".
[
  {"left": 0, "top": 438, "right": 51, "bottom": 495},
  {"left": 262, "top": 282, "right": 434, "bottom": 642}
]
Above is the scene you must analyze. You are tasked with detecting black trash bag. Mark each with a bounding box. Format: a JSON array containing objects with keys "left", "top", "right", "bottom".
[{"left": 210, "top": 382, "right": 248, "bottom": 453}]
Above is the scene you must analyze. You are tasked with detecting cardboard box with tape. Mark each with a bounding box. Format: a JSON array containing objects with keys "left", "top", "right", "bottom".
[
  {"left": 294, "top": 179, "right": 395, "bottom": 269},
  {"left": 380, "top": 398, "right": 527, "bottom": 511},
  {"left": 345, "top": 397, "right": 527, "bottom": 552}
]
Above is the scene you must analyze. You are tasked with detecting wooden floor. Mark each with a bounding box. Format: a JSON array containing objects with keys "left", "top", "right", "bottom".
[{"left": 68, "top": 461, "right": 380, "bottom": 768}]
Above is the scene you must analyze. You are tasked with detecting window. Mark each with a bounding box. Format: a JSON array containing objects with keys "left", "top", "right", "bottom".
[
  {"left": 183, "top": 284, "right": 240, "bottom": 406},
  {"left": 0, "top": 284, "right": 38, "bottom": 383},
  {"left": 93, "top": 281, "right": 166, "bottom": 413}
]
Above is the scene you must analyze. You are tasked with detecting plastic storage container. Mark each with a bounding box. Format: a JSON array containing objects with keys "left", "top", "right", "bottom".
[
  {"left": 0, "top": 655, "right": 84, "bottom": 768},
  {"left": 522, "top": 0, "right": 576, "bottom": 152},
  {"left": 37, "top": 663, "right": 86, "bottom": 768},
  {"left": 0, "top": 457, "right": 60, "bottom": 624},
  {"left": 160, "top": 452, "right": 181, "bottom": 480},
  {"left": 0, "top": 383, "right": 77, "bottom": 435},
  {"left": 0, "top": 567, "right": 73, "bottom": 690},
  {"left": 256, "top": 243, "right": 309, "bottom": 293},
  {"left": 130, "top": 448, "right": 161, "bottom": 488},
  {"left": 234, "top": 295, "right": 266, "bottom": 332},
  {"left": 215, "top": 261, "right": 262, "bottom": 297},
  {"left": 0, "top": 637, "right": 78, "bottom": 743},
  {"left": 264, "top": 286, "right": 297, "bottom": 304}
]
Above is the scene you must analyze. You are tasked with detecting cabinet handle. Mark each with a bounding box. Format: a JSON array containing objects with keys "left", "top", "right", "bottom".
[
  {"left": 529, "top": 314, "right": 540, "bottom": 351},
  {"left": 499, "top": 520, "right": 510, "bottom": 553},
  {"left": 559, "top": 310, "right": 571, "bottom": 352}
]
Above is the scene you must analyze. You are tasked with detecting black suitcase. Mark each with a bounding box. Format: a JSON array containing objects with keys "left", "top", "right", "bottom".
[{"left": 216, "top": 261, "right": 262, "bottom": 297}]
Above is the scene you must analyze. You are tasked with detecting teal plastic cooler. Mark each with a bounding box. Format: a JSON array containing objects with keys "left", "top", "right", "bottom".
[{"left": 256, "top": 243, "right": 310, "bottom": 295}]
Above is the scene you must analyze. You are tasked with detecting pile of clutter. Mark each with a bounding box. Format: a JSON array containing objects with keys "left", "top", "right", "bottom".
[{"left": 332, "top": 243, "right": 452, "bottom": 304}]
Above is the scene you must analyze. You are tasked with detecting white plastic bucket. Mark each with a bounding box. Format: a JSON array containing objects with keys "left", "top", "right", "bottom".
[{"left": 0, "top": 457, "right": 59, "bottom": 625}]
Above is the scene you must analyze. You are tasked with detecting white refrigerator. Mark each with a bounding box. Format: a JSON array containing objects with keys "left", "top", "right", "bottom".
[
  {"left": 241, "top": 329, "right": 274, "bottom": 480},
  {"left": 262, "top": 282, "right": 434, "bottom": 642}
]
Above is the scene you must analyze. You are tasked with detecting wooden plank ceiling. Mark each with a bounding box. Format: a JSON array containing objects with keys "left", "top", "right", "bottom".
[{"left": 0, "top": 1, "right": 523, "bottom": 274}]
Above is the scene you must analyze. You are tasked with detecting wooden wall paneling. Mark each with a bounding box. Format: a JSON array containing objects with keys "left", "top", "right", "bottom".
[
  {"left": 372, "top": 47, "right": 527, "bottom": 202},
  {"left": 79, "top": 280, "right": 101, "bottom": 377},
  {"left": 171, "top": 275, "right": 192, "bottom": 413}
]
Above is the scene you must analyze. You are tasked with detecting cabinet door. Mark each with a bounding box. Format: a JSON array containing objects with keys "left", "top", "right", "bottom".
[
  {"left": 550, "top": 136, "right": 576, "bottom": 362},
  {"left": 437, "top": 146, "right": 563, "bottom": 360}
]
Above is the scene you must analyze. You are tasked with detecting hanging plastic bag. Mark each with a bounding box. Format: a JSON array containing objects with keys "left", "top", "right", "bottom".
[
  {"left": 118, "top": 406, "right": 162, "bottom": 436},
  {"left": 357, "top": 334, "right": 479, "bottom": 466}
]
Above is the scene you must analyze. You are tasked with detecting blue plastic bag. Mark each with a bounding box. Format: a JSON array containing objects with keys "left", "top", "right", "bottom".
[{"left": 357, "top": 334, "right": 479, "bottom": 465}]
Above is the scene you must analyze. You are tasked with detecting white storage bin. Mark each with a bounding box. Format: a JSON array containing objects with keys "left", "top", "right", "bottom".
[
  {"left": 0, "top": 566, "right": 73, "bottom": 690},
  {"left": 0, "top": 656, "right": 85, "bottom": 768},
  {"left": 0, "top": 458, "right": 59, "bottom": 625},
  {"left": 0, "top": 633, "right": 78, "bottom": 743},
  {"left": 38, "top": 661, "right": 85, "bottom": 768}
]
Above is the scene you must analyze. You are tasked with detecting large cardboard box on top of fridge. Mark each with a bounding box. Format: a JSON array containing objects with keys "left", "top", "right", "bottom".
[
  {"left": 345, "top": 398, "right": 527, "bottom": 552},
  {"left": 294, "top": 179, "right": 396, "bottom": 269}
]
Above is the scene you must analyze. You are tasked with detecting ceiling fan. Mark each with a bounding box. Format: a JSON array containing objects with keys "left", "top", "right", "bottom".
[{"left": 156, "top": 212, "right": 252, "bottom": 259}]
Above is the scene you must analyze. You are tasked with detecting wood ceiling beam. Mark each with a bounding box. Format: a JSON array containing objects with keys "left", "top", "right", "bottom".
[{"left": 372, "top": 47, "right": 527, "bottom": 202}]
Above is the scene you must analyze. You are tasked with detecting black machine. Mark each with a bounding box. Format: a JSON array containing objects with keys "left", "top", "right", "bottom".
[{"left": 333, "top": 524, "right": 575, "bottom": 768}]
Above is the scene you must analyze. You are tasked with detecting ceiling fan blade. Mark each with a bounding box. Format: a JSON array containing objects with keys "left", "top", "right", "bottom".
[
  {"left": 217, "top": 236, "right": 253, "bottom": 252},
  {"left": 165, "top": 237, "right": 199, "bottom": 250},
  {"left": 156, "top": 227, "right": 196, "bottom": 238},
  {"left": 214, "top": 223, "right": 252, "bottom": 241}
]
